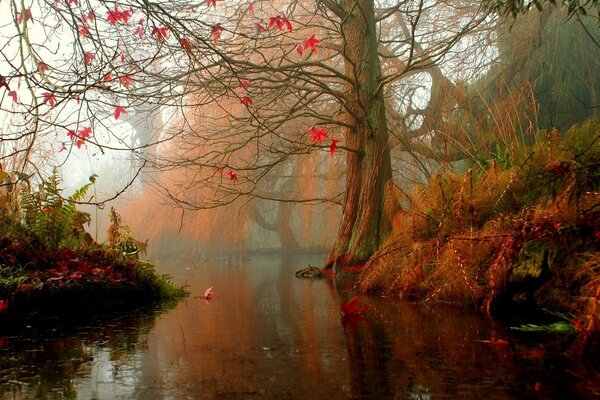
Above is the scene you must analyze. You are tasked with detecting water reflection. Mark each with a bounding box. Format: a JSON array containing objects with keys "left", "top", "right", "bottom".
[{"left": 1, "top": 254, "right": 599, "bottom": 399}]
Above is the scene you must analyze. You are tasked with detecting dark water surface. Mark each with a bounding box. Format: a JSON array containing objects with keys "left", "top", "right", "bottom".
[{"left": 1, "top": 254, "right": 599, "bottom": 399}]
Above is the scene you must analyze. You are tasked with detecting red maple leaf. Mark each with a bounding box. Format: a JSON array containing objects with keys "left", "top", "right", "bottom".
[
  {"left": 106, "top": 9, "right": 121, "bottom": 25},
  {"left": 180, "top": 38, "right": 193, "bottom": 52},
  {"left": 254, "top": 22, "right": 266, "bottom": 32},
  {"left": 308, "top": 125, "right": 328, "bottom": 143},
  {"left": 151, "top": 26, "right": 169, "bottom": 41},
  {"left": 296, "top": 42, "right": 304, "bottom": 56},
  {"left": 78, "top": 25, "right": 90, "bottom": 38},
  {"left": 134, "top": 25, "right": 144, "bottom": 38},
  {"left": 17, "top": 8, "right": 33, "bottom": 24},
  {"left": 226, "top": 170, "right": 238, "bottom": 183},
  {"left": 68, "top": 0, "right": 78, "bottom": 5},
  {"left": 83, "top": 11, "right": 95, "bottom": 23},
  {"left": 8, "top": 90, "right": 17, "bottom": 103},
  {"left": 303, "top": 34, "right": 320, "bottom": 54},
  {"left": 240, "top": 96, "right": 253, "bottom": 106},
  {"left": 268, "top": 15, "right": 292, "bottom": 31},
  {"left": 114, "top": 105, "right": 127, "bottom": 120},
  {"left": 79, "top": 126, "right": 92, "bottom": 139},
  {"left": 84, "top": 52, "right": 95, "bottom": 65},
  {"left": 38, "top": 62, "right": 49, "bottom": 73},
  {"left": 67, "top": 129, "right": 76, "bottom": 140},
  {"left": 121, "top": 9, "right": 133, "bottom": 24},
  {"left": 330, "top": 139, "right": 339, "bottom": 156},
  {"left": 75, "top": 139, "right": 85, "bottom": 148},
  {"left": 104, "top": 72, "right": 112, "bottom": 81},
  {"left": 119, "top": 75, "right": 133, "bottom": 87},
  {"left": 247, "top": 3, "right": 254, "bottom": 13},
  {"left": 43, "top": 92, "right": 56, "bottom": 107},
  {"left": 211, "top": 24, "right": 223, "bottom": 44},
  {"left": 240, "top": 79, "right": 251, "bottom": 90},
  {"left": 340, "top": 296, "right": 368, "bottom": 316}
]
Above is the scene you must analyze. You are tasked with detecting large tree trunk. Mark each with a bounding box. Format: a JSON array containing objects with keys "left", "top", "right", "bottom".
[{"left": 324, "top": 0, "right": 392, "bottom": 273}]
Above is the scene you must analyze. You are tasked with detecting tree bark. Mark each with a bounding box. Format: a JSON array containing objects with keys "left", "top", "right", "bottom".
[{"left": 324, "top": 0, "right": 392, "bottom": 272}]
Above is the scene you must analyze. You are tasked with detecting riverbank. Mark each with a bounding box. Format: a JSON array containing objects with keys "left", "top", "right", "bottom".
[{"left": 356, "top": 120, "right": 599, "bottom": 350}]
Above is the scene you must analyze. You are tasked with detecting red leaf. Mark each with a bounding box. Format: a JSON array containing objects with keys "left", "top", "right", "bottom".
[
  {"left": 43, "top": 92, "right": 56, "bottom": 107},
  {"left": 84, "top": 52, "right": 95, "bottom": 65},
  {"left": 17, "top": 8, "right": 33, "bottom": 24},
  {"left": 67, "top": 129, "right": 76, "bottom": 139},
  {"left": 254, "top": 23, "right": 266, "bottom": 33},
  {"left": 268, "top": 15, "right": 292, "bottom": 31},
  {"left": 226, "top": 170, "right": 238, "bottom": 183},
  {"left": 75, "top": 139, "right": 85, "bottom": 148},
  {"left": 114, "top": 105, "right": 127, "bottom": 120},
  {"left": 240, "top": 96, "right": 253, "bottom": 106},
  {"left": 240, "top": 79, "right": 251, "bottom": 90},
  {"left": 202, "top": 286, "right": 214, "bottom": 300},
  {"left": 38, "top": 62, "right": 49, "bottom": 73},
  {"left": 0, "top": 299, "right": 7, "bottom": 313},
  {"left": 134, "top": 25, "right": 144, "bottom": 38},
  {"left": 296, "top": 42, "right": 304, "bottom": 56},
  {"left": 330, "top": 139, "right": 339, "bottom": 156},
  {"left": 307, "top": 125, "right": 328, "bottom": 144},
  {"left": 151, "top": 26, "right": 169, "bottom": 41},
  {"left": 211, "top": 24, "right": 223, "bottom": 44},
  {"left": 302, "top": 34, "right": 320, "bottom": 54},
  {"left": 68, "top": 0, "right": 78, "bottom": 5},
  {"left": 340, "top": 296, "right": 368, "bottom": 316},
  {"left": 8, "top": 90, "right": 17, "bottom": 103},
  {"left": 78, "top": 126, "right": 92, "bottom": 139},
  {"left": 206, "top": 0, "right": 223, "bottom": 8},
  {"left": 78, "top": 25, "right": 90, "bottom": 38},
  {"left": 119, "top": 75, "right": 133, "bottom": 88},
  {"left": 83, "top": 11, "right": 95, "bottom": 23},
  {"left": 104, "top": 72, "right": 112, "bottom": 81},
  {"left": 180, "top": 38, "right": 193, "bottom": 52},
  {"left": 106, "top": 8, "right": 120, "bottom": 25},
  {"left": 247, "top": 3, "right": 254, "bottom": 13},
  {"left": 59, "top": 142, "right": 67, "bottom": 152}
]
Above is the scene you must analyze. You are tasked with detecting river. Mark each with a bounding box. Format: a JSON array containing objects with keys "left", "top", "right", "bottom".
[{"left": 0, "top": 254, "right": 598, "bottom": 399}]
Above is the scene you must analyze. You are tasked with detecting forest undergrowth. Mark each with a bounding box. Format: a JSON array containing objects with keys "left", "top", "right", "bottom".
[{"left": 359, "top": 119, "right": 600, "bottom": 351}]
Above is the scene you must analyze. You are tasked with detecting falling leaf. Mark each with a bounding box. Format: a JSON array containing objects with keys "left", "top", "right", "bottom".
[
  {"left": 180, "top": 38, "right": 193, "bottom": 52},
  {"left": 84, "top": 52, "right": 95, "bottom": 65},
  {"left": 340, "top": 296, "right": 368, "bottom": 316},
  {"left": 151, "top": 26, "right": 169, "bottom": 41},
  {"left": 240, "top": 96, "right": 252, "bottom": 106},
  {"left": 330, "top": 139, "right": 339, "bottom": 156},
  {"left": 302, "top": 34, "right": 320, "bottom": 54},
  {"left": 308, "top": 125, "right": 328, "bottom": 144},
  {"left": 240, "top": 79, "right": 251, "bottom": 90},
  {"left": 8, "top": 91, "right": 17, "bottom": 103},
  {"left": 114, "top": 105, "right": 127, "bottom": 120},
  {"left": 119, "top": 75, "right": 133, "bottom": 87},
  {"left": 226, "top": 170, "right": 238, "bottom": 183},
  {"left": 43, "top": 92, "right": 56, "bottom": 107},
  {"left": 211, "top": 24, "right": 223, "bottom": 44}
]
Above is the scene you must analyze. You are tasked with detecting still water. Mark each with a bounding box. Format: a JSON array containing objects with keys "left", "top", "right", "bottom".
[{"left": 1, "top": 254, "right": 599, "bottom": 399}]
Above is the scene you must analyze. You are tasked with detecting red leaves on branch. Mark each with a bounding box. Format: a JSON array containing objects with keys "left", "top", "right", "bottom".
[
  {"left": 152, "top": 26, "right": 169, "bottom": 41},
  {"left": 43, "top": 92, "right": 56, "bottom": 107},
  {"left": 8, "top": 91, "right": 17, "bottom": 103},
  {"left": 330, "top": 139, "right": 339, "bottom": 156},
  {"left": 107, "top": 7, "right": 133, "bottom": 25},
  {"left": 114, "top": 105, "right": 127, "bottom": 120},
  {"left": 254, "top": 23, "right": 266, "bottom": 33},
  {"left": 308, "top": 125, "right": 328, "bottom": 143},
  {"left": 240, "top": 79, "right": 251, "bottom": 90},
  {"left": 211, "top": 24, "right": 224, "bottom": 44},
  {"left": 297, "top": 35, "right": 320, "bottom": 56},
  {"left": 68, "top": 0, "right": 78, "bottom": 6},
  {"left": 180, "top": 38, "right": 193, "bottom": 52},
  {"left": 79, "top": 127, "right": 92, "bottom": 139},
  {"left": 268, "top": 15, "right": 292, "bottom": 31},
  {"left": 78, "top": 25, "right": 90, "bottom": 38},
  {"left": 240, "top": 96, "right": 252, "bottom": 106},
  {"left": 119, "top": 75, "right": 133, "bottom": 88},
  {"left": 247, "top": 3, "right": 254, "bottom": 13},
  {"left": 83, "top": 11, "right": 95, "bottom": 23},
  {"left": 38, "top": 63, "right": 49, "bottom": 73},
  {"left": 105, "top": 73, "right": 112, "bottom": 81},
  {"left": 17, "top": 8, "right": 33, "bottom": 25},
  {"left": 226, "top": 170, "right": 238, "bottom": 183},
  {"left": 340, "top": 296, "right": 368, "bottom": 316},
  {"left": 84, "top": 52, "right": 95, "bottom": 65}
]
